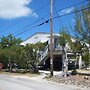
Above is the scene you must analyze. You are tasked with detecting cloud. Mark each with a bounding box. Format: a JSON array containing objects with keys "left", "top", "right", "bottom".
[
  {"left": 59, "top": 7, "right": 74, "bottom": 15},
  {"left": 32, "top": 12, "right": 38, "bottom": 18},
  {"left": 0, "top": 0, "right": 38, "bottom": 19}
]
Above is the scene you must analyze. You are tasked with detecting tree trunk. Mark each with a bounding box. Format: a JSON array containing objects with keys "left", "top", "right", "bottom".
[
  {"left": 79, "top": 54, "right": 82, "bottom": 69},
  {"left": 30, "top": 62, "right": 39, "bottom": 73},
  {"left": 62, "top": 46, "right": 68, "bottom": 77}
]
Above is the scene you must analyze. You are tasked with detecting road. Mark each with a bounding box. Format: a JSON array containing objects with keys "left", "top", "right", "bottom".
[{"left": 0, "top": 73, "right": 88, "bottom": 90}]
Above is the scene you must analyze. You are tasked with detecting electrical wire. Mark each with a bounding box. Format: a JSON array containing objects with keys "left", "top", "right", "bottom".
[
  {"left": 14, "top": 6, "right": 90, "bottom": 37},
  {"left": 14, "top": 20, "right": 49, "bottom": 36},
  {"left": 53, "top": 0, "right": 59, "bottom": 16},
  {"left": 7, "top": 2, "right": 50, "bottom": 29},
  {"left": 12, "top": 0, "right": 88, "bottom": 35},
  {"left": 58, "top": 0, "right": 88, "bottom": 11},
  {"left": 13, "top": 17, "right": 45, "bottom": 35},
  {"left": 53, "top": 6, "right": 90, "bottom": 20}
]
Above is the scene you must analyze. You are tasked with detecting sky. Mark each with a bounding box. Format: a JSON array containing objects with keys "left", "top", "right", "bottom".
[{"left": 0, "top": 0, "right": 88, "bottom": 40}]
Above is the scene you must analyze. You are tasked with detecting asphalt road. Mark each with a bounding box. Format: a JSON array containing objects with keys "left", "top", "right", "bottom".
[{"left": 0, "top": 74, "right": 88, "bottom": 90}]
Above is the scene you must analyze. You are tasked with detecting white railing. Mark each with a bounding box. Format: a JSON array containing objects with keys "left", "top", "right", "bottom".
[
  {"left": 39, "top": 45, "right": 49, "bottom": 62},
  {"left": 38, "top": 45, "right": 67, "bottom": 63}
]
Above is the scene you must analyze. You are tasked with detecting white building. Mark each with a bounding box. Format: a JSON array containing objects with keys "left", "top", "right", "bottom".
[
  {"left": 20, "top": 32, "right": 76, "bottom": 46},
  {"left": 20, "top": 32, "right": 59, "bottom": 45}
]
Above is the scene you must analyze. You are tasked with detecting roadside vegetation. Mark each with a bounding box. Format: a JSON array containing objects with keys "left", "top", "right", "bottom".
[{"left": 0, "top": 34, "right": 46, "bottom": 73}]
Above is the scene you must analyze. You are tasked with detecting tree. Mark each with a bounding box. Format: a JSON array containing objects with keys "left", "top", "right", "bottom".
[
  {"left": 24, "top": 44, "right": 39, "bottom": 73},
  {"left": 0, "top": 34, "right": 23, "bottom": 70},
  {"left": 0, "top": 34, "right": 22, "bottom": 48},
  {"left": 74, "top": 0, "right": 90, "bottom": 67},
  {"left": 0, "top": 48, "right": 8, "bottom": 68},
  {"left": 59, "top": 26, "right": 72, "bottom": 77}
]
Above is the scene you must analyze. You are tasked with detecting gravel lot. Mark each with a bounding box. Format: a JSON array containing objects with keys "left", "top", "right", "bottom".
[{"left": 45, "top": 75, "right": 90, "bottom": 88}]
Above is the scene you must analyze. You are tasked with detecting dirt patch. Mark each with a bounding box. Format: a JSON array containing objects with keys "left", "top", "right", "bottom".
[{"left": 45, "top": 75, "right": 90, "bottom": 88}]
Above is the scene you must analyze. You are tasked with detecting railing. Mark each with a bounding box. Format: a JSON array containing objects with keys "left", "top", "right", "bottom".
[
  {"left": 38, "top": 45, "right": 63, "bottom": 62},
  {"left": 39, "top": 45, "right": 49, "bottom": 62},
  {"left": 54, "top": 46, "right": 62, "bottom": 51},
  {"left": 38, "top": 44, "right": 71, "bottom": 63}
]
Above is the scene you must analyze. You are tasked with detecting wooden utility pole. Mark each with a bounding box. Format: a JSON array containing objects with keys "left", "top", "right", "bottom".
[{"left": 50, "top": 0, "right": 53, "bottom": 77}]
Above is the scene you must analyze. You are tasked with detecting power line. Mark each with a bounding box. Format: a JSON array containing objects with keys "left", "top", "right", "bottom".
[
  {"left": 14, "top": 6, "right": 90, "bottom": 37},
  {"left": 7, "top": 2, "right": 49, "bottom": 29},
  {"left": 58, "top": 0, "right": 88, "bottom": 11},
  {"left": 11, "top": 0, "right": 88, "bottom": 35},
  {"left": 53, "top": 6, "right": 90, "bottom": 19},
  {"left": 14, "top": 26, "right": 37, "bottom": 37},
  {"left": 14, "top": 19, "right": 49, "bottom": 36},
  {"left": 5, "top": 0, "right": 88, "bottom": 35},
  {"left": 17, "top": 0, "right": 87, "bottom": 25},
  {"left": 53, "top": 0, "right": 59, "bottom": 16},
  {"left": 13, "top": 17, "right": 44, "bottom": 35},
  {"left": 53, "top": 0, "right": 62, "bottom": 27},
  {"left": 14, "top": 20, "right": 49, "bottom": 36}
]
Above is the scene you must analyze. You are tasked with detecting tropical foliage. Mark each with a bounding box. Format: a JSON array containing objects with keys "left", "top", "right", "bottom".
[
  {"left": 0, "top": 34, "right": 46, "bottom": 73},
  {"left": 74, "top": 0, "right": 90, "bottom": 66}
]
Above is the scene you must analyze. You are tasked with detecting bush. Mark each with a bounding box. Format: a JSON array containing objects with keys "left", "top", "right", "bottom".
[{"left": 82, "top": 53, "right": 90, "bottom": 67}]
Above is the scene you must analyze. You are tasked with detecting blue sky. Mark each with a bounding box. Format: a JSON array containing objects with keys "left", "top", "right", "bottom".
[{"left": 0, "top": 0, "right": 88, "bottom": 40}]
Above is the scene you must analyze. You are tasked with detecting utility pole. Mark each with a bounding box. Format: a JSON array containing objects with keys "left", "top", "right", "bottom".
[{"left": 50, "top": 0, "right": 53, "bottom": 77}]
